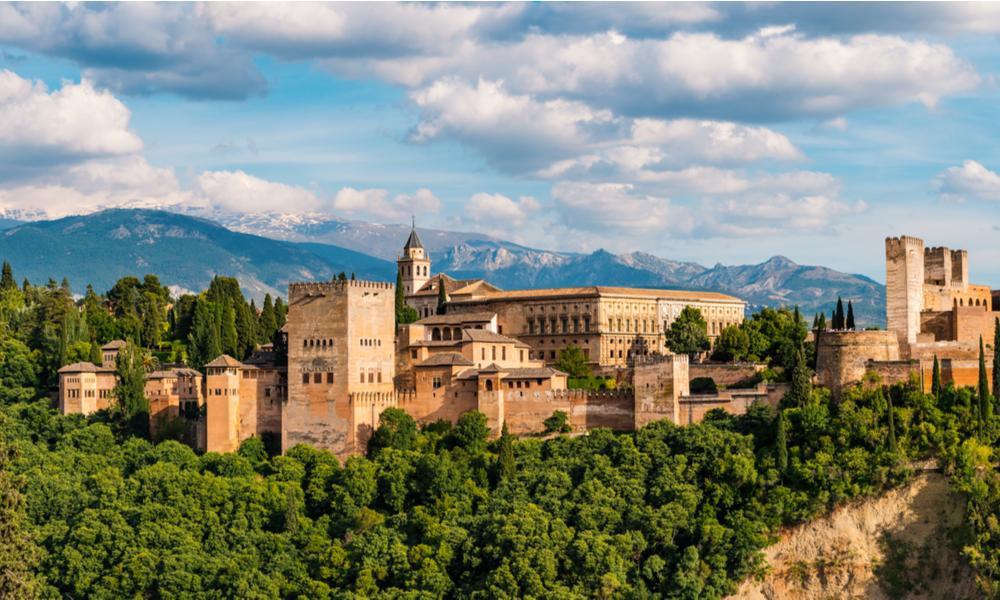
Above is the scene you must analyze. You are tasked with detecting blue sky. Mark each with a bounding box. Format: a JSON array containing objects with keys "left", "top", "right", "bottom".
[{"left": 2, "top": 2, "right": 1000, "bottom": 283}]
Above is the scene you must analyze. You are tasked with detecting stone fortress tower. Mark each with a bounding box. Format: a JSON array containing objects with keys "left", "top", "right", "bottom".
[
  {"left": 397, "top": 220, "right": 430, "bottom": 296},
  {"left": 283, "top": 278, "right": 396, "bottom": 455}
]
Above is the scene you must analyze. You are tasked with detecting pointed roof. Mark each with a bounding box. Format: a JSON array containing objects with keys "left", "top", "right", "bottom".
[
  {"left": 403, "top": 224, "right": 424, "bottom": 251},
  {"left": 204, "top": 355, "right": 244, "bottom": 368}
]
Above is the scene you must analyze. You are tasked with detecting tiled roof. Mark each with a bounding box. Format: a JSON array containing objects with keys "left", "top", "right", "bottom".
[
  {"left": 416, "top": 353, "right": 475, "bottom": 367},
  {"left": 413, "top": 274, "right": 484, "bottom": 297},
  {"left": 101, "top": 339, "right": 127, "bottom": 350},
  {"left": 204, "top": 355, "right": 244, "bottom": 368},
  {"left": 462, "top": 329, "right": 530, "bottom": 347},
  {"left": 457, "top": 286, "right": 743, "bottom": 303},
  {"left": 416, "top": 311, "right": 496, "bottom": 325},
  {"left": 404, "top": 227, "right": 424, "bottom": 250},
  {"left": 58, "top": 362, "right": 99, "bottom": 373},
  {"left": 504, "top": 367, "right": 566, "bottom": 379}
]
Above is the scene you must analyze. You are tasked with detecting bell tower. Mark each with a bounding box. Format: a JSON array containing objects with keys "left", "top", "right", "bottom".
[{"left": 397, "top": 218, "right": 431, "bottom": 296}]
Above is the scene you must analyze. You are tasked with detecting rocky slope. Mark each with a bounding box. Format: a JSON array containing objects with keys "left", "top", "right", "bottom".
[{"left": 731, "top": 471, "right": 978, "bottom": 600}]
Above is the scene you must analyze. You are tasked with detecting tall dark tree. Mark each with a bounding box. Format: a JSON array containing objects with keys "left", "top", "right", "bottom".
[
  {"left": 0, "top": 261, "right": 14, "bottom": 291},
  {"left": 979, "top": 336, "right": 991, "bottom": 428},
  {"left": 436, "top": 281, "right": 448, "bottom": 315},
  {"left": 259, "top": 294, "right": 278, "bottom": 344},
  {"left": 784, "top": 344, "right": 812, "bottom": 407},
  {"left": 274, "top": 297, "right": 287, "bottom": 329},
  {"left": 220, "top": 303, "right": 238, "bottom": 358},
  {"left": 114, "top": 340, "right": 149, "bottom": 438},
  {"left": 833, "top": 297, "right": 845, "bottom": 330},
  {"left": 845, "top": 301, "right": 855, "bottom": 330},
  {"left": 188, "top": 299, "right": 221, "bottom": 369},
  {"left": 776, "top": 410, "right": 788, "bottom": 474},
  {"left": 884, "top": 387, "right": 897, "bottom": 453},
  {"left": 993, "top": 318, "right": 1000, "bottom": 410},
  {"left": 931, "top": 355, "right": 942, "bottom": 400},
  {"left": 817, "top": 312, "right": 827, "bottom": 331},
  {"left": 496, "top": 422, "right": 516, "bottom": 483},
  {"left": 394, "top": 272, "right": 418, "bottom": 326}
]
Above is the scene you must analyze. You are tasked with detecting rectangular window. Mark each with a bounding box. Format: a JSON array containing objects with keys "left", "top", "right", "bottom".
[
  {"left": 433, "top": 376, "right": 442, "bottom": 389},
  {"left": 411, "top": 350, "right": 418, "bottom": 358},
  {"left": 302, "top": 373, "right": 309, "bottom": 384},
  {"left": 327, "top": 372, "right": 334, "bottom": 384},
  {"left": 502, "top": 347, "right": 506, "bottom": 360},
  {"left": 314, "top": 373, "right": 322, "bottom": 384},
  {"left": 360, "top": 371, "right": 365, "bottom": 383}
]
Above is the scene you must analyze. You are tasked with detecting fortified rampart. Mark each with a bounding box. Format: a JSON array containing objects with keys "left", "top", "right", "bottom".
[{"left": 815, "top": 330, "right": 901, "bottom": 395}]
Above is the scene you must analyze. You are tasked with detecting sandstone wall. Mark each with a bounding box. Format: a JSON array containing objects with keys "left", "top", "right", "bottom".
[
  {"left": 815, "top": 330, "right": 901, "bottom": 395},
  {"left": 886, "top": 236, "right": 924, "bottom": 348},
  {"left": 689, "top": 362, "right": 765, "bottom": 388}
]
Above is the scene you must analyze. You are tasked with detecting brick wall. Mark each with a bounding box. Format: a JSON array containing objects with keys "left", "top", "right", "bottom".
[{"left": 688, "top": 362, "right": 765, "bottom": 388}]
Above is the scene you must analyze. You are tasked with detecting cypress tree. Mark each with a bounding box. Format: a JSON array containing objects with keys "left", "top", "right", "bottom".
[
  {"left": 274, "top": 297, "right": 287, "bottom": 329},
  {"left": 89, "top": 340, "right": 102, "bottom": 365},
  {"left": 931, "top": 355, "right": 941, "bottom": 400},
  {"left": 812, "top": 313, "right": 819, "bottom": 329},
  {"left": 817, "top": 312, "right": 827, "bottom": 331},
  {"left": 221, "top": 303, "right": 238, "bottom": 357},
  {"left": 395, "top": 271, "right": 418, "bottom": 326},
  {"left": 833, "top": 297, "right": 845, "bottom": 330},
  {"left": 776, "top": 410, "right": 789, "bottom": 474},
  {"left": 436, "top": 280, "right": 448, "bottom": 315},
  {"left": 259, "top": 294, "right": 277, "bottom": 344},
  {"left": 993, "top": 318, "right": 1000, "bottom": 409},
  {"left": 885, "top": 387, "right": 897, "bottom": 453},
  {"left": 846, "top": 301, "right": 855, "bottom": 330},
  {"left": 497, "top": 422, "right": 516, "bottom": 482},
  {"left": 0, "top": 261, "right": 14, "bottom": 291},
  {"left": 21, "top": 278, "right": 28, "bottom": 294},
  {"left": 350, "top": 272, "right": 356, "bottom": 281},
  {"left": 189, "top": 300, "right": 221, "bottom": 369},
  {"left": 114, "top": 340, "right": 149, "bottom": 438},
  {"left": 979, "top": 336, "right": 991, "bottom": 427},
  {"left": 784, "top": 344, "right": 812, "bottom": 407}
]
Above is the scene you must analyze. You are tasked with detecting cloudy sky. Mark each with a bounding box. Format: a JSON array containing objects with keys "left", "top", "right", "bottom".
[{"left": 3, "top": 2, "right": 1000, "bottom": 282}]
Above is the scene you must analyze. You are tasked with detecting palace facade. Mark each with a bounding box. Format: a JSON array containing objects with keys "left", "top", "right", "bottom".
[{"left": 397, "top": 226, "right": 746, "bottom": 369}]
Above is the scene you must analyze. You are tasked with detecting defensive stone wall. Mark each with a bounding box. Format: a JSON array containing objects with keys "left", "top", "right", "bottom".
[
  {"left": 865, "top": 360, "right": 921, "bottom": 389},
  {"left": 816, "top": 330, "right": 901, "bottom": 396},
  {"left": 501, "top": 388, "right": 634, "bottom": 435},
  {"left": 689, "top": 362, "right": 765, "bottom": 388}
]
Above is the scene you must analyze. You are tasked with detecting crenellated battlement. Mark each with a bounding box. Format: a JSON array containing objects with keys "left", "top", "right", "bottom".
[
  {"left": 885, "top": 235, "right": 925, "bottom": 254},
  {"left": 288, "top": 279, "right": 394, "bottom": 303}
]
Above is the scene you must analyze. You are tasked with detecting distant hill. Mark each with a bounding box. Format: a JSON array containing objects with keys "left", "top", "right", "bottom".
[
  {"left": 1, "top": 208, "right": 886, "bottom": 325},
  {"left": 0, "top": 209, "right": 393, "bottom": 300}
]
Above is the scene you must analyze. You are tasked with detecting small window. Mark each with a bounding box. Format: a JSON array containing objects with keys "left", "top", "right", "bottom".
[{"left": 327, "top": 372, "right": 334, "bottom": 384}]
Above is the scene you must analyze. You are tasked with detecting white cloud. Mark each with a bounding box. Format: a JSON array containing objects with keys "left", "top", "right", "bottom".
[
  {"left": 465, "top": 193, "right": 540, "bottom": 226},
  {"left": 934, "top": 160, "right": 1000, "bottom": 202},
  {"left": 332, "top": 187, "right": 441, "bottom": 222},
  {"left": 550, "top": 182, "right": 694, "bottom": 234},
  {"left": 700, "top": 194, "right": 867, "bottom": 236},
  {"left": 412, "top": 78, "right": 801, "bottom": 176},
  {"left": 0, "top": 70, "right": 142, "bottom": 167},
  {"left": 196, "top": 170, "right": 322, "bottom": 214},
  {"left": 0, "top": 3, "right": 265, "bottom": 99},
  {"left": 337, "top": 28, "right": 980, "bottom": 122}
]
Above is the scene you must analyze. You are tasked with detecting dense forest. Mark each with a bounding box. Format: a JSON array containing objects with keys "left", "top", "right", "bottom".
[{"left": 1, "top": 262, "right": 1000, "bottom": 597}]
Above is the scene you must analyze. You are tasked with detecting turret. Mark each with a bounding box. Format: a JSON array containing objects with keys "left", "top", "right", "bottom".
[{"left": 398, "top": 218, "right": 431, "bottom": 296}]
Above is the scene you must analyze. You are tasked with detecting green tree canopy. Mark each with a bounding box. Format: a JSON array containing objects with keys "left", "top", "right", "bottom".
[{"left": 666, "top": 306, "right": 710, "bottom": 356}]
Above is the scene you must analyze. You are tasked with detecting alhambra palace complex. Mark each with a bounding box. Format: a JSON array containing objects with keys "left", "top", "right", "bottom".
[{"left": 58, "top": 230, "right": 997, "bottom": 457}]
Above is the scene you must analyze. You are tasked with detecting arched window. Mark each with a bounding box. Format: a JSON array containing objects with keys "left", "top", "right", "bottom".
[
  {"left": 443, "top": 328, "right": 452, "bottom": 341},
  {"left": 485, "top": 379, "right": 494, "bottom": 391},
  {"left": 432, "top": 327, "right": 441, "bottom": 341}
]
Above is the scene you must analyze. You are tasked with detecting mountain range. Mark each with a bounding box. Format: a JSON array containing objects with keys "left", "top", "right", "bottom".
[{"left": 0, "top": 209, "right": 886, "bottom": 325}]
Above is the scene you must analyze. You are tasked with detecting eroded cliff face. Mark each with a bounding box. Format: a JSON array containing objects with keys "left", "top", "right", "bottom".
[{"left": 731, "top": 472, "right": 980, "bottom": 600}]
